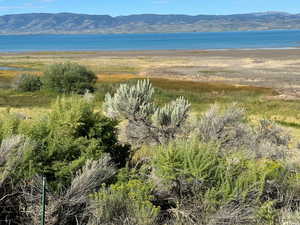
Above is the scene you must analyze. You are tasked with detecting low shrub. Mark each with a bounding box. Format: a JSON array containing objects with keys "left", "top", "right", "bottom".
[
  {"left": 279, "top": 208, "right": 300, "bottom": 225},
  {"left": 196, "top": 103, "right": 253, "bottom": 150},
  {"left": 195, "top": 104, "right": 291, "bottom": 161},
  {"left": 152, "top": 138, "right": 293, "bottom": 224},
  {"left": 256, "top": 201, "right": 277, "bottom": 225},
  {"left": 0, "top": 135, "right": 36, "bottom": 225},
  {"left": 89, "top": 179, "right": 159, "bottom": 225},
  {"left": 0, "top": 111, "right": 23, "bottom": 142},
  {"left": 255, "top": 119, "right": 291, "bottom": 148},
  {"left": 152, "top": 139, "right": 222, "bottom": 198},
  {"left": 23, "top": 156, "right": 116, "bottom": 225},
  {"left": 104, "top": 79, "right": 190, "bottom": 146},
  {"left": 17, "top": 96, "right": 129, "bottom": 190},
  {"left": 215, "top": 158, "right": 288, "bottom": 205},
  {"left": 42, "top": 62, "right": 96, "bottom": 94},
  {"left": 13, "top": 73, "right": 42, "bottom": 92}
]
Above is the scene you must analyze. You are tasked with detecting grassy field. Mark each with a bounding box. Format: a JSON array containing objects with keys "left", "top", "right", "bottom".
[{"left": 1, "top": 50, "right": 300, "bottom": 140}]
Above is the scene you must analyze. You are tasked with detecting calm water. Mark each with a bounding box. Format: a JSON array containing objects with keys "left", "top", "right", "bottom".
[
  {"left": 0, "top": 66, "right": 30, "bottom": 71},
  {"left": 1, "top": 30, "right": 300, "bottom": 52}
]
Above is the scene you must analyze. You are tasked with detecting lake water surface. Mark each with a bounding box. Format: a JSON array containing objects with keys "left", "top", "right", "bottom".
[
  {"left": 1, "top": 30, "right": 300, "bottom": 52},
  {"left": 0, "top": 66, "right": 29, "bottom": 71}
]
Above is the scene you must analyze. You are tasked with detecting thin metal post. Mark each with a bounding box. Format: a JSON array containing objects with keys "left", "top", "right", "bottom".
[{"left": 40, "top": 176, "right": 46, "bottom": 225}]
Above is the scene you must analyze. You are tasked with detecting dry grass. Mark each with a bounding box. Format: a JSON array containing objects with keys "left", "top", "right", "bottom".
[
  {"left": 0, "top": 70, "right": 19, "bottom": 77},
  {"left": 1, "top": 49, "right": 300, "bottom": 95},
  {"left": 97, "top": 73, "right": 144, "bottom": 82},
  {"left": 149, "top": 77, "right": 275, "bottom": 95},
  {"left": 0, "top": 50, "right": 300, "bottom": 136}
]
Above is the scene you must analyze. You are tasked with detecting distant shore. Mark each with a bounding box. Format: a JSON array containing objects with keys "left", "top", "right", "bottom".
[
  {"left": 1, "top": 48, "right": 300, "bottom": 59},
  {"left": 0, "top": 29, "right": 298, "bottom": 36},
  {"left": 1, "top": 48, "right": 300, "bottom": 98}
]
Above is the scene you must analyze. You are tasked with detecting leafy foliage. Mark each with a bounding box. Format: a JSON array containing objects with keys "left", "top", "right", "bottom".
[
  {"left": 153, "top": 140, "right": 222, "bottom": 197},
  {"left": 13, "top": 73, "right": 42, "bottom": 92},
  {"left": 152, "top": 138, "right": 292, "bottom": 225},
  {"left": 18, "top": 96, "right": 129, "bottom": 189},
  {"left": 42, "top": 62, "right": 96, "bottom": 94},
  {"left": 0, "top": 111, "right": 22, "bottom": 142}
]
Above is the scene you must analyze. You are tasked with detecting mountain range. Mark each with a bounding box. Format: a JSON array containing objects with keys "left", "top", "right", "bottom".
[{"left": 0, "top": 12, "right": 300, "bottom": 34}]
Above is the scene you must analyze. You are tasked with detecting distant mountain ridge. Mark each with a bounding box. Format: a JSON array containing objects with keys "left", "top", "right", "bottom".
[{"left": 1, "top": 12, "right": 300, "bottom": 34}]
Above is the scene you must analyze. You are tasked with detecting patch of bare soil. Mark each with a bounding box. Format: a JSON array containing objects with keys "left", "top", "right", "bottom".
[{"left": 137, "top": 50, "right": 300, "bottom": 100}]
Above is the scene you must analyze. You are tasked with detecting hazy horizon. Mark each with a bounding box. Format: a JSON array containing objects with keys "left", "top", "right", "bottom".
[
  {"left": 0, "top": 11, "right": 299, "bottom": 17},
  {"left": 0, "top": 0, "right": 300, "bottom": 16}
]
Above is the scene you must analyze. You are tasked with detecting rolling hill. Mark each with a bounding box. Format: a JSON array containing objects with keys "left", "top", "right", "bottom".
[{"left": 0, "top": 12, "right": 300, "bottom": 34}]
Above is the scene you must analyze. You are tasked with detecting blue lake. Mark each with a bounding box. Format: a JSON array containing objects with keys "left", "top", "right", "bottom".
[{"left": 1, "top": 30, "right": 300, "bottom": 52}]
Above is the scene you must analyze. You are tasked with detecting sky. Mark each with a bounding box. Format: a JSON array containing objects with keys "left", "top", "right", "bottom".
[{"left": 0, "top": 0, "right": 300, "bottom": 16}]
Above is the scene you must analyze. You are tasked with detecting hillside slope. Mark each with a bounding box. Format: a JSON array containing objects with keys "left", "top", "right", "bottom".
[{"left": 0, "top": 12, "right": 300, "bottom": 34}]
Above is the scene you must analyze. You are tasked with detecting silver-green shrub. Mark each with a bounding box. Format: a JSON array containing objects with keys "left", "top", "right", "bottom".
[
  {"left": 0, "top": 135, "right": 36, "bottom": 224},
  {"left": 196, "top": 104, "right": 291, "bottom": 160},
  {"left": 196, "top": 103, "right": 253, "bottom": 150},
  {"left": 104, "top": 80, "right": 190, "bottom": 146},
  {"left": 23, "top": 155, "right": 115, "bottom": 225},
  {"left": 279, "top": 208, "right": 300, "bottom": 225},
  {"left": 0, "top": 135, "right": 34, "bottom": 185}
]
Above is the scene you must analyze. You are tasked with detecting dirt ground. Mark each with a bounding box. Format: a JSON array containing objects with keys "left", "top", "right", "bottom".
[{"left": 1, "top": 49, "right": 300, "bottom": 97}]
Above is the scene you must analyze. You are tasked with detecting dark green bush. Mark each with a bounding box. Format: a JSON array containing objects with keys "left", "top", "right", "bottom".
[
  {"left": 42, "top": 62, "right": 96, "bottom": 94},
  {"left": 16, "top": 96, "right": 129, "bottom": 190},
  {"left": 13, "top": 73, "right": 42, "bottom": 92}
]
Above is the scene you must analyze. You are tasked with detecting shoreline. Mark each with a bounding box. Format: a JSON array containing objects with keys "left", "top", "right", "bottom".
[
  {"left": 2, "top": 48, "right": 300, "bottom": 59},
  {"left": 1, "top": 47, "right": 300, "bottom": 98},
  {"left": 1, "top": 46, "right": 300, "bottom": 53},
  {"left": 1, "top": 28, "right": 300, "bottom": 36}
]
